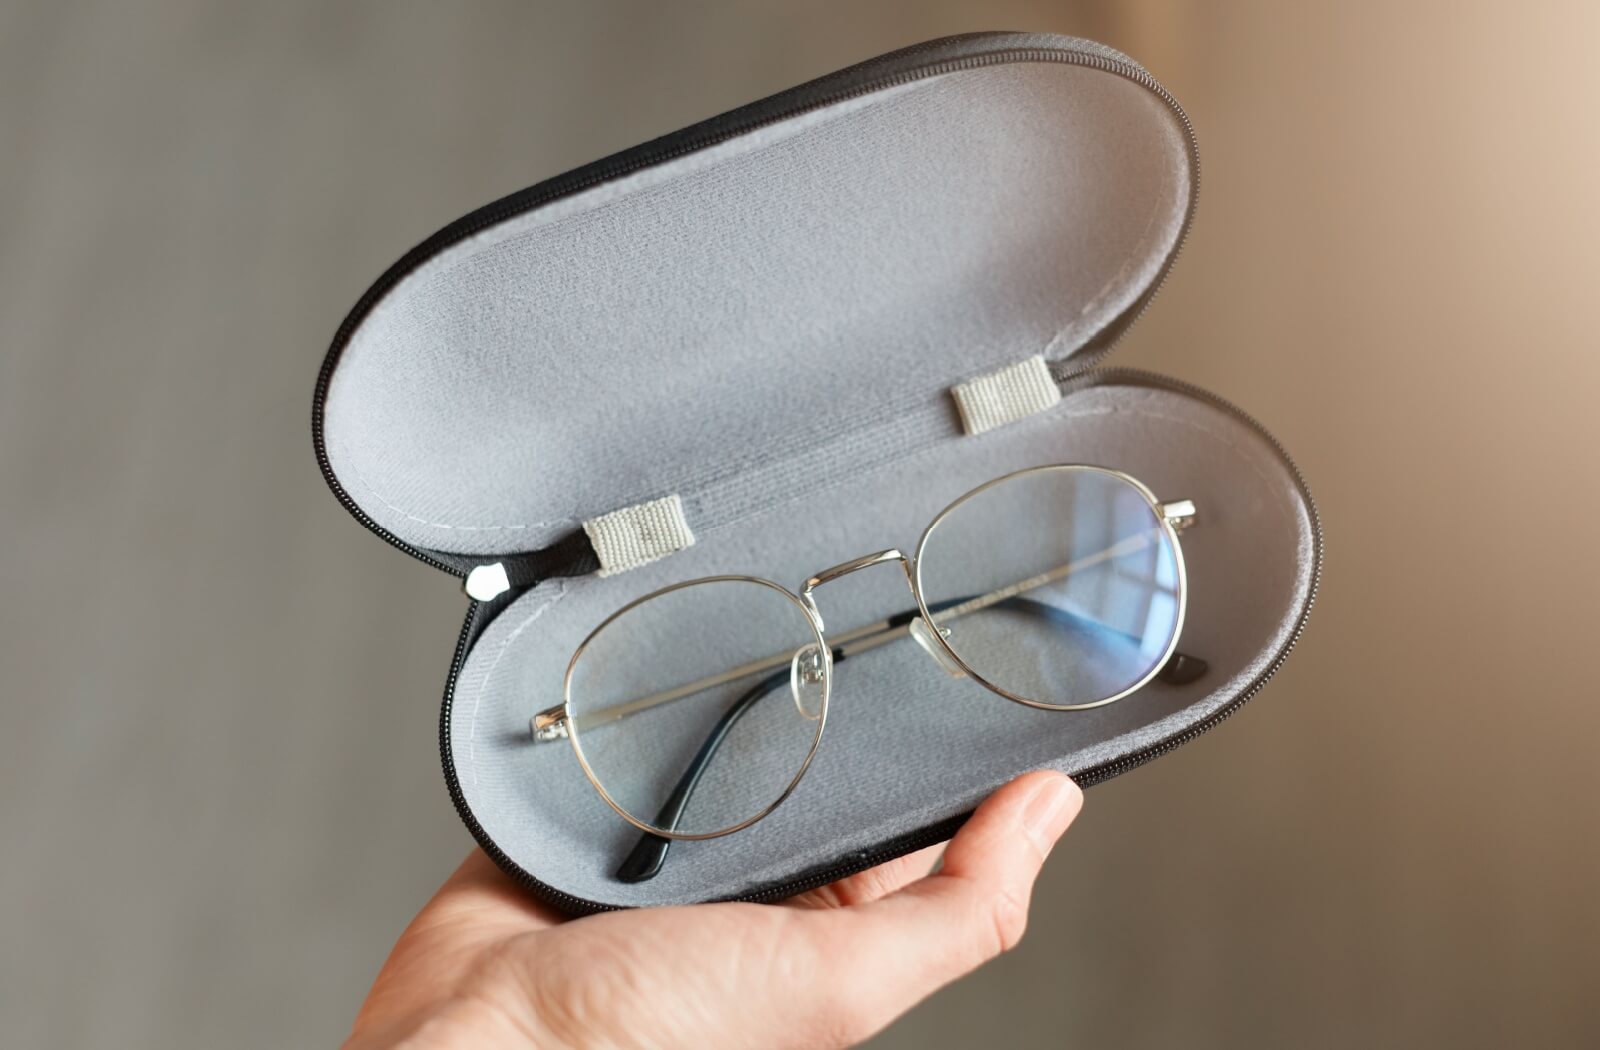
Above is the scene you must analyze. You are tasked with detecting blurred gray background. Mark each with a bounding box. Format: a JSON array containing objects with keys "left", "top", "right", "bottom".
[{"left": 3, "top": 1, "right": 1597, "bottom": 1046}]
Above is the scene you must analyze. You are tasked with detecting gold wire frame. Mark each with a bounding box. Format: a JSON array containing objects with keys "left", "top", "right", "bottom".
[
  {"left": 561, "top": 575, "right": 833, "bottom": 842},
  {"left": 549, "top": 463, "right": 1191, "bottom": 841},
  {"left": 912, "top": 464, "right": 1189, "bottom": 712}
]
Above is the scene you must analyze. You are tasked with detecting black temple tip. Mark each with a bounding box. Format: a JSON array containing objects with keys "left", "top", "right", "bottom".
[
  {"left": 615, "top": 832, "right": 672, "bottom": 883},
  {"left": 1157, "top": 652, "right": 1209, "bottom": 686}
]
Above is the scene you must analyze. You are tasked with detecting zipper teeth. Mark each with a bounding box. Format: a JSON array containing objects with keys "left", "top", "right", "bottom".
[
  {"left": 368, "top": 40, "right": 1303, "bottom": 914},
  {"left": 312, "top": 42, "right": 1196, "bottom": 577},
  {"left": 435, "top": 604, "right": 607, "bottom": 913}
]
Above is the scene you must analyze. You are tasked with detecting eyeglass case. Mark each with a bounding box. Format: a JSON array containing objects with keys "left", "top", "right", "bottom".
[{"left": 314, "top": 32, "right": 1322, "bottom": 913}]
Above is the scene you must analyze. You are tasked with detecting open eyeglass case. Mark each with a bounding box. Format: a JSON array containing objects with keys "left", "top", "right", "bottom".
[{"left": 314, "top": 32, "right": 1322, "bottom": 913}]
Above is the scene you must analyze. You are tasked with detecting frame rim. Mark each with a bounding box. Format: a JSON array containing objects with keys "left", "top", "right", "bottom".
[
  {"left": 910, "top": 463, "right": 1190, "bottom": 712},
  {"left": 561, "top": 573, "right": 833, "bottom": 842},
  {"left": 554, "top": 462, "right": 1190, "bottom": 842}
]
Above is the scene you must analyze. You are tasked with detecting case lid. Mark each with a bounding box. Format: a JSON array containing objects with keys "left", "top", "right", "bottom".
[{"left": 316, "top": 33, "right": 1198, "bottom": 564}]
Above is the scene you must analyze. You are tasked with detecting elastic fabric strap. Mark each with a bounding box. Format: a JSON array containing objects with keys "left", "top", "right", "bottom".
[
  {"left": 950, "top": 354, "right": 1062, "bottom": 435},
  {"left": 583, "top": 494, "right": 697, "bottom": 577}
]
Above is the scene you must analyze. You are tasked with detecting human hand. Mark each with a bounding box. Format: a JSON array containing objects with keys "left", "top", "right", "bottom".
[{"left": 345, "top": 770, "right": 1083, "bottom": 1049}]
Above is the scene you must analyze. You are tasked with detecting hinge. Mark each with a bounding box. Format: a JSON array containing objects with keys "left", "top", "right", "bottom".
[
  {"left": 530, "top": 704, "right": 569, "bottom": 742},
  {"left": 1160, "top": 499, "right": 1197, "bottom": 531}
]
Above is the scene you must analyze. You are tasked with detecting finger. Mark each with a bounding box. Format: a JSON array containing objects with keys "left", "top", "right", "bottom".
[
  {"left": 785, "top": 842, "right": 945, "bottom": 910},
  {"left": 804, "top": 771, "right": 1082, "bottom": 1037}
]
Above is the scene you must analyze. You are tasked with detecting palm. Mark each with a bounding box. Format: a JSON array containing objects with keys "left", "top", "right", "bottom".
[{"left": 347, "top": 772, "right": 1080, "bottom": 1049}]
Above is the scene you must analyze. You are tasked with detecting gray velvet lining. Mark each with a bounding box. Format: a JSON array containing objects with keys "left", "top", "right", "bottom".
[
  {"left": 316, "top": 40, "right": 1318, "bottom": 908},
  {"left": 451, "top": 375, "right": 1318, "bottom": 907},
  {"left": 321, "top": 60, "right": 1192, "bottom": 555}
]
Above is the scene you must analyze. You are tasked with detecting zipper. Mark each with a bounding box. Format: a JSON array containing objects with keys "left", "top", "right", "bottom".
[
  {"left": 312, "top": 34, "right": 1199, "bottom": 582},
  {"left": 313, "top": 34, "right": 1311, "bottom": 913}
]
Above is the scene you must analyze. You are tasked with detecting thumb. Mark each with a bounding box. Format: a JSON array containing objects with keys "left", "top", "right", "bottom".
[{"left": 812, "top": 770, "right": 1083, "bottom": 1036}]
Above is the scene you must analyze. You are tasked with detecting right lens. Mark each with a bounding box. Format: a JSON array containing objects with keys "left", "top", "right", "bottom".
[
  {"left": 914, "top": 466, "right": 1184, "bottom": 709},
  {"left": 565, "top": 577, "right": 828, "bottom": 837}
]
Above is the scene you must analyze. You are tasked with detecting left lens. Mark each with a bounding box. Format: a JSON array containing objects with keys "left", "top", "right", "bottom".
[
  {"left": 913, "top": 466, "right": 1184, "bottom": 709},
  {"left": 565, "top": 577, "right": 827, "bottom": 837}
]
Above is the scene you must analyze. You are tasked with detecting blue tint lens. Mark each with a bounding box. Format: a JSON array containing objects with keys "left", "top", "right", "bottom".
[{"left": 914, "top": 467, "right": 1184, "bottom": 708}]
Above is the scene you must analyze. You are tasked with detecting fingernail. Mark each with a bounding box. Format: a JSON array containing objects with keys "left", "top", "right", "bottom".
[{"left": 1021, "top": 775, "right": 1080, "bottom": 856}]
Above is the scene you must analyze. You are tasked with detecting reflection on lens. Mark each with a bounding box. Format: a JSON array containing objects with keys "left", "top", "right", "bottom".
[
  {"left": 566, "top": 577, "right": 827, "bottom": 837},
  {"left": 915, "top": 467, "right": 1183, "bottom": 708}
]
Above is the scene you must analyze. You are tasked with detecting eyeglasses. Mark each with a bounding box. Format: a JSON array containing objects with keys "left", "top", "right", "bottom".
[{"left": 530, "top": 464, "right": 1199, "bottom": 881}]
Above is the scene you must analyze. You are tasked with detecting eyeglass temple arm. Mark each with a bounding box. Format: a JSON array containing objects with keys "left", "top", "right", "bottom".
[
  {"left": 533, "top": 521, "right": 1192, "bottom": 740},
  {"left": 613, "top": 664, "right": 821, "bottom": 882},
  {"left": 614, "top": 594, "right": 1207, "bottom": 882}
]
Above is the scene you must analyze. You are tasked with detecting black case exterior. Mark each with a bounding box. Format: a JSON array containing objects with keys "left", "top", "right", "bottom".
[{"left": 315, "top": 33, "right": 1322, "bottom": 913}]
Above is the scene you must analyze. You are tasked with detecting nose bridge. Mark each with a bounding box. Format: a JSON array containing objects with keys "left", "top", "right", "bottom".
[{"left": 799, "top": 548, "right": 914, "bottom": 632}]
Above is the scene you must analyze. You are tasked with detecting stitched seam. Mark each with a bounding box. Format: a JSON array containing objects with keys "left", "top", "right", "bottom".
[
  {"left": 345, "top": 458, "right": 572, "bottom": 533},
  {"left": 333, "top": 354, "right": 947, "bottom": 538},
  {"left": 1084, "top": 402, "right": 1293, "bottom": 503},
  {"left": 689, "top": 401, "right": 1299, "bottom": 547},
  {"left": 468, "top": 582, "right": 570, "bottom": 789}
]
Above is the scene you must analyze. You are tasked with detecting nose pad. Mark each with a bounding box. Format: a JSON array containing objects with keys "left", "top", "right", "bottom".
[
  {"left": 789, "top": 643, "right": 828, "bottom": 720},
  {"left": 909, "top": 616, "right": 967, "bottom": 679}
]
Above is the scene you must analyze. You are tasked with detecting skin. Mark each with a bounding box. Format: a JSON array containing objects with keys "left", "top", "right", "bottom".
[{"left": 346, "top": 770, "right": 1083, "bottom": 1049}]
